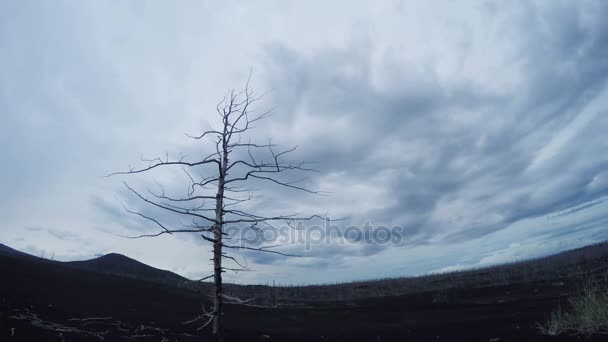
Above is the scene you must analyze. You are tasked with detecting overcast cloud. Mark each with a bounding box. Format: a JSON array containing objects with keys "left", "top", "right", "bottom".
[{"left": 1, "top": 0, "right": 608, "bottom": 284}]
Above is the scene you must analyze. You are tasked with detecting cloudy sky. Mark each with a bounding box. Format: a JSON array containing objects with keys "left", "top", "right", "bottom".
[{"left": 1, "top": 0, "right": 608, "bottom": 284}]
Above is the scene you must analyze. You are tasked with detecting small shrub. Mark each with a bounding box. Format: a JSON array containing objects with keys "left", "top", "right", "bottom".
[
  {"left": 539, "top": 280, "right": 608, "bottom": 336},
  {"left": 567, "top": 282, "right": 608, "bottom": 335},
  {"left": 537, "top": 305, "right": 567, "bottom": 336}
]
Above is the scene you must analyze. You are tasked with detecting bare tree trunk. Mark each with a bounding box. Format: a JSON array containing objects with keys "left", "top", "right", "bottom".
[
  {"left": 212, "top": 222, "right": 223, "bottom": 340},
  {"left": 212, "top": 132, "right": 228, "bottom": 340},
  {"left": 212, "top": 235, "right": 223, "bottom": 340}
]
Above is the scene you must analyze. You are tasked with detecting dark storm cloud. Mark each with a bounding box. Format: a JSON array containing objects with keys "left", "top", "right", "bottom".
[{"left": 252, "top": 0, "right": 608, "bottom": 255}]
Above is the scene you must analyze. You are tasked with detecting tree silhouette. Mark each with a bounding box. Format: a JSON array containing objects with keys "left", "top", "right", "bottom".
[{"left": 108, "top": 80, "right": 324, "bottom": 340}]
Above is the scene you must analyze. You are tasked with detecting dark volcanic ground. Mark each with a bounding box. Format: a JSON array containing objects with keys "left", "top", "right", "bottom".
[{"left": 1, "top": 245, "right": 607, "bottom": 341}]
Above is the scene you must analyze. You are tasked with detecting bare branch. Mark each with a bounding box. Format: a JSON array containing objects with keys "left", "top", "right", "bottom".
[
  {"left": 118, "top": 201, "right": 173, "bottom": 236},
  {"left": 221, "top": 253, "right": 248, "bottom": 269},
  {"left": 191, "top": 274, "right": 214, "bottom": 282},
  {"left": 116, "top": 227, "right": 214, "bottom": 240},
  {"left": 105, "top": 158, "right": 219, "bottom": 178},
  {"left": 222, "top": 243, "right": 300, "bottom": 257},
  {"left": 223, "top": 213, "right": 326, "bottom": 225},
  {"left": 185, "top": 130, "right": 222, "bottom": 140},
  {"left": 123, "top": 182, "right": 217, "bottom": 224}
]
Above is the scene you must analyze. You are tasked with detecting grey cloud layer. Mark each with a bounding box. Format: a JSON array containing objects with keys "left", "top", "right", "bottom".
[
  {"left": 1, "top": 0, "right": 607, "bottom": 283},
  {"left": 258, "top": 1, "right": 608, "bottom": 243}
]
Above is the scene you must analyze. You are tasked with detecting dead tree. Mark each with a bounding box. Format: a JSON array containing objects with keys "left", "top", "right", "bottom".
[{"left": 108, "top": 82, "right": 324, "bottom": 340}]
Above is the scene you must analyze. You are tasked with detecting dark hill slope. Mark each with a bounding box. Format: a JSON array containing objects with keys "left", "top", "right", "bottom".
[
  {"left": 0, "top": 243, "right": 188, "bottom": 288},
  {"left": 0, "top": 250, "right": 207, "bottom": 341},
  {"left": 65, "top": 253, "right": 187, "bottom": 286},
  {"left": 0, "top": 243, "right": 40, "bottom": 260}
]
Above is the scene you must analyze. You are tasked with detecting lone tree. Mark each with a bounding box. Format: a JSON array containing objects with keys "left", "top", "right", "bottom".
[{"left": 109, "top": 82, "right": 324, "bottom": 340}]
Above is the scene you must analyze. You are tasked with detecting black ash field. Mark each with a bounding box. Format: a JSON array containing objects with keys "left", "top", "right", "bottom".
[{"left": 2, "top": 242, "right": 608, "bottom": 341}]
